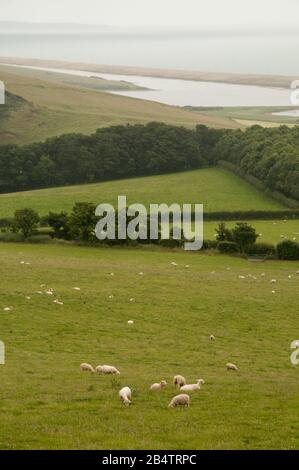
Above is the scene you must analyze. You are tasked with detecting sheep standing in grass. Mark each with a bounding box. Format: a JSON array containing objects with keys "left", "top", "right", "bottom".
[
  {"left": 96, "top": 365, "right": 120, "bottom": 375},
  {"left": 173, "top": 375, "right": 186, "bottom": 388},
  {"left": 150, "top": 380, "right": 167, "bottom": 391},
  {"left": 80, "top": 363, "right": 95, "bottom": 373},
  {"left": 180, "top": 379, "right": 205, "bottom": 392},
  {"left": 168, "top": 394, "right": 190, "bottom": 408},
  {"left": 210, "top": 335, "right": 215, "bottom": 341},
  {"left": 226, "top": 362, "right": 239, "bottom": 371},
  {"left": 119, "top": 386, "right": 132, "bottom": 406}
]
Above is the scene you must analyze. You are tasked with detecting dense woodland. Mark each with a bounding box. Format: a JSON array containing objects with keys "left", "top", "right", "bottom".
[{"left": 0, "top": 122, "right": 298, "bottom": 201}]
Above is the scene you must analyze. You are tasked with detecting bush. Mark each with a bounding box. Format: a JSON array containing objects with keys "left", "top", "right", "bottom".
[
  {"left": 201, "top": 239, "right": 218, "bottom": 250},
  {"left": 26, "top": 235, "right": 52, "bottom": 244},
  {"left": 0, "top": 232, "right": 24, "bottom": 242},
  {"left": 245, "top": 243, "right": 276, "bottom": 256},
  {"left": 217, "top": 241, "right": 239, "bottom": 253},
  {"left": 14, "top": 208, "right": 40, "bottom": 238},
  {"left": 232, "top": 222, "right": 258, "bottom": 253},
  {"left": 277, "top": 240, "right": 299, "bottom": 260}
]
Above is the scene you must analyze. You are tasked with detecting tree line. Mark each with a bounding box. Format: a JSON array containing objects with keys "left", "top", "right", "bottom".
[
  {"left": 2, "top": 206, "right": 298, "bottom": 259},
  {"left": 0, "top": 122, "right": 298, "bottom": 201}
]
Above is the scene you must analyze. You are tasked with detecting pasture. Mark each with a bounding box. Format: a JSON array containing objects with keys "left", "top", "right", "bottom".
[
  {"left": 0, "top": 243, "right": 298, "bottom": 449},
  {"left": 0, "top": 168, "right": 284, "bottom": 219},
  {"left": 204, "top": 219, "right": 299, "bottom": 245}
]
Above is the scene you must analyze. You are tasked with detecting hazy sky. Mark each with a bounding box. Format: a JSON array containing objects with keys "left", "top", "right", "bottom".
[{"left": 0, "top": 0, "right": 298, "bottom": 28}]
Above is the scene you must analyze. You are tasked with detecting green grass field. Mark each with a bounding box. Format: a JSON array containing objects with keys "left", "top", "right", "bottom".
[
  {"left": 0, "top": 242, "right": 298, "bottom": 449},
  {"left": 0, "top": 168, "right": 284, "bottom": 218},
  {"left": 204, "top": 220, "right": 299, "bottom": 245}
]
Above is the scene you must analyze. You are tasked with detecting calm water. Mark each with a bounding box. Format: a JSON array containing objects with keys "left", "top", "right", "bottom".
[
  {"left": 1, "top": 32, "right": 299, "bottom": 75},
  {"left": 3, "top": 64, "right": 294, "bottom": 107}
]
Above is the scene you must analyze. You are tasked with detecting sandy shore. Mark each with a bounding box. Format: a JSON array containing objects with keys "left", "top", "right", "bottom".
[{"left": 0, "top": 56, "right": 297, "bottom": 89}]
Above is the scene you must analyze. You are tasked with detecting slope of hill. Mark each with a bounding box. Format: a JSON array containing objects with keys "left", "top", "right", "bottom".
[
  {"left": 0, "top": 66, "right": 237, "bottom": 144},
  {"left": 0, "top": 168, "right": 284, "bottom": 218}
]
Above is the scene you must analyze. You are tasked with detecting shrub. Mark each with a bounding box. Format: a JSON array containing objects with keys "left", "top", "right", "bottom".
[
  {"left": 215, "top": 222, "right": 233, "bottom": 242},
  {"left": 245, "top": 243, "right": 276, "bottom": 256},
  {"left": 217, "top": 241, "right": 239, "bottom": 253},
  {"left": 232, "top": 222, "right": 258, "bottom": 253},
  {"left": 14, "top": 208, "right": 40, "bottom": 238},
  {"left": 26, "top": 235, "right": 52, "bottom": 244},
  {"left": 277, "top": 240, "right": 299, "bottom": 260},
  {"left": 0, "top": 232, "right": 24, "bottom": 242}
]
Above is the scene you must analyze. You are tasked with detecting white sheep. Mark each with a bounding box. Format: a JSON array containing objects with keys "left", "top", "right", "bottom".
[
  {"left": 173, "top": 375, "right": 186, "bottom": 388},
  {"left": 226, "top": 362, "right": 239, "bottom": 371},
  {"left": 96, "top": 365, "right": 120, "bottom": 375},
  {"left": 80, "top": 363, "right": 95, "bottom": 373},
  {"left": 168, "top": 394, "right": 190, "bottom": 408},
  {"left": 150, "top": 380, "right": 167, "bottom": 391},
  {"left": 180, "top": 379, "right": 205, "bottom": 392},
  {"left": 119, "top": 386, "right": 132, "bottom": 406},
  {"left": 210, "top": 334, "right": 215, "bottom": 341}
]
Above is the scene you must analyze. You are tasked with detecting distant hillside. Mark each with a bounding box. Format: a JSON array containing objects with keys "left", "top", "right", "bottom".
[{"left": 0, "top": 65, "right": 237, "bottom": 144}]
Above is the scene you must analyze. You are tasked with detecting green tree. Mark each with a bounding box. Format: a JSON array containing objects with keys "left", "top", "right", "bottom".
[
  {"left": 232, "top": 222, "right": 258, "bottom": 253},
  {"left": 14, "top": 208, "right": 40, "bottom": 238},
  {"left": 69, "top": 202, "right": 97, "bottom": 241},
  {"left": 215, "top": 222, "right": 233, "bottom": 242}
]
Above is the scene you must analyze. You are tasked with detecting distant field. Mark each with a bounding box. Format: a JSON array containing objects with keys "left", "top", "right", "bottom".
[
  {"left": 204, "top": 220, "right": 299, "bottom": 245},
  {"left": 0, "top": 65, "right": 238, "bottom": 145},
  {"left": 0, "top": 243, "right": 298, "bottom": 449},
  {"left": 188, "top": 106, "right": 299, "bottom": 128},
  {"left": 0, "top": 168, "right": 285, "bottom": 218}
]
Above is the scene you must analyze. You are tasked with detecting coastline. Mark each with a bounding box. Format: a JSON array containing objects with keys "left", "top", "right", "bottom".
[{"left": 0, "top": 56, "right": 297, "bottom": 89}]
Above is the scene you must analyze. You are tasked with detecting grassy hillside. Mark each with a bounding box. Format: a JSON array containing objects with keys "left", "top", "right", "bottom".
[
  {"left": 0, "top": 66, "right": 238, "bottom": 144},
  {"left": 0, "top": 168, "right": 285, "bottom": 218},
  {"left": 205, "top": 220, "right": 299, "bottom": 245},
  {"left": 0, "top": 243, "right": 298, "bottom": 449}
]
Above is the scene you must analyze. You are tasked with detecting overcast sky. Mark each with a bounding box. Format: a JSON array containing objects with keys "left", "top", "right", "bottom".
[{"left": 0, "top": 0, "right": 298, "bottom": 28}]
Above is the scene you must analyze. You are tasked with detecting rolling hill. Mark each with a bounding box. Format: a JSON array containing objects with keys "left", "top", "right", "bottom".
[
  {"left": 0, "top": 65, "right": 238, "bottom": 145},
  {"left": 0, "top": 168, "right": 285, "bottom": 219}
]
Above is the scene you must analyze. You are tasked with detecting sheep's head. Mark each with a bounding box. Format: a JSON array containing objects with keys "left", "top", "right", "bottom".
[
  {"left": 197, "top": 379, "right": 205, "bottom": 385},
  {"left": 160, "top": 380, "right": 167, "bottom": 387}
]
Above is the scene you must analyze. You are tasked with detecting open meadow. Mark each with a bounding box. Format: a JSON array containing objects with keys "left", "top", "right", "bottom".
[
  {"left": 0, "top": 168, "right": 284, "bottom": 219},
  {"left": 0, "top": 243, "right": 298, "bottom": 449}
]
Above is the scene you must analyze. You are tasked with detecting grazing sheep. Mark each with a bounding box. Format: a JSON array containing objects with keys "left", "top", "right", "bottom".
[
  {"left": 127, "top": 320, "right": 134, "bottom": 325},
  {"left": 73, "top": 287, "right": 81, "bottom": 291},
  {"left": 226, "top": 362, "right": 239, "bottom": 371},
  {"left": 170, "top": 262, "right": 178, "bottom": 266},
  {"left": 168, "top": 394, "right": 190, "bottom": 408},
  {"left": 3, "top": 307, "right": 12, "bottom": 312},
  {"left": 80, "top": 363, "right": 95, "bottom": 373},
  {"left": 173, "top": 375, "right": 186, "bottom": 388},
  {"left": 96, "top": 365, "right": 120, "bottom": 375},
  {"left": 210, "top": 334, "right": 215, "bottom": 341},
  {"left": 119, "top": 386, "right": 132, "bottom": 406},
  {"left": 180, "top": 379, "right": 205, "bottom": 392},
  {"left": 270, "top": 279, "right": 277, "bottom": 283},
  {"left": 150, "top": 380, "right": 167, "bottom": 391}
]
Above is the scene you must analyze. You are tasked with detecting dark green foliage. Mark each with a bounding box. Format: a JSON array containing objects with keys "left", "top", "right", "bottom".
[
  {"left": 245, "top": 242, "right": 277, "bottom": 256},
  {"left": 215, "top": 222, "right": 233, "bottom": 242},
  {"left": 232, "top": 222, "right": 258, "bottom": 253},
  {"left": 0, "top": 123, "right": 298, "bottom": 204},
  {"left": 14, "top": 208, "right": 40, "bottom": 238},
  {"left": 277, "top": 240, "right": 299, "bottom": 260},
  {"left": 68, "top": 202, "right": 97, "bottom": 242},
  {"left": 46, "top": 212, "right": 71, "bottom": 239},
  {"left": 217, "top": 241, "right": 239, "bottom": 253}
]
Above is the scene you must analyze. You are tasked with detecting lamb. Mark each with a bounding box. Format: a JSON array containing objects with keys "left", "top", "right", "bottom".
[
  {"left": 80, "top": 363, "right": 95, "bottom": 373},
  {"left": 173, "top": 375, "right": 186, "bottom": 388},
  {"left": 168, "top": 394, "right": 190, "bottom": 408},
  {"left": 226, "top": 362, "right": 239, "bottom": 371},
  {"left": 96, "top": 365, "right": 120, "bottom": 375},
  {"left": 119, "top": 386, "right": 132, "bottom": 406},
  {"left": 180, "top": 379, "right": 205, "bottom": 392},
  {"left": 150, "top": 380, "right": 167, "bottom": 391}
]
